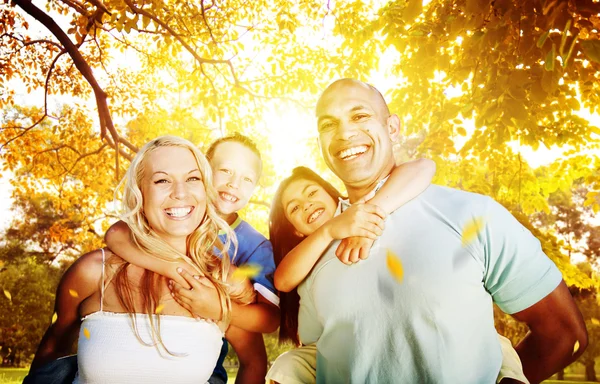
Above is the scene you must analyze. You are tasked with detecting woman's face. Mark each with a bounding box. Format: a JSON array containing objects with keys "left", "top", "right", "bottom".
[
  {"left": 141, "top": 146, "right": 207, "bottom": 250},
  {"left": 280, "top": 178, "right": 338, "bottom": 237}
]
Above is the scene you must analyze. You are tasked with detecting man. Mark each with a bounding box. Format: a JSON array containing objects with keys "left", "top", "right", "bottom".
[{"left": 297, "top": 78, "right": 587, "bottom": 383}]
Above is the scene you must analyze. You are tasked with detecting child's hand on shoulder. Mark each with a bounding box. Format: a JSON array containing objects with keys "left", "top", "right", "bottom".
[
  {"left": 335, "top": 236, "right": 375, "bottom": 265},
  {"left": 324, "top": 203, "right": 386, "bottom": 241}
]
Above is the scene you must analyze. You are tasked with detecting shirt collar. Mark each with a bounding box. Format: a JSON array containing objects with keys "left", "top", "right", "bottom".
[{"left": 335, "top": 175, "right": 390, "bottom": 215}]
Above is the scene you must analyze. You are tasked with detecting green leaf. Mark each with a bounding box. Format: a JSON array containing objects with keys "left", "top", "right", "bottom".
[
  {"left": 580, "top": 39, "right": 600, "bottom": 64},
  {"left": 537, "top": 31, "right": 549, "bottom": 48},
  {"left": 545, "top": 43, "right": 556, "bottom": 71}
]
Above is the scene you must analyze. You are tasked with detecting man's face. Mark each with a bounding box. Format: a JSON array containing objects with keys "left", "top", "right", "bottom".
[{"left": 316, "top": 81, "right": 399, "bottom": 189}]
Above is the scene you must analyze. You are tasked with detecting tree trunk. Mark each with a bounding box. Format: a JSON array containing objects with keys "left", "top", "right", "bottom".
[
  {"left": 557, "top": 369, "right": 564, "bottom": 380},
  {"left": 585, "top": 360, "right": 597, "bottom": 382}
]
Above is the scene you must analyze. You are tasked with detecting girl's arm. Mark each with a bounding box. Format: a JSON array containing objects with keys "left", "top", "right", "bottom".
[
  {"left": 274, "top": 202, "right": 386, "bottom": 293},
  {"left": 104, "top": 221, "right": 193, "bottom": 288},
  {"left": 335, "top": 158, "right": 436, "bottom": 265},
  {"left": 29, "top": 250, "right": 102, "bottom": 372},
  {"left": 366, "top": 158, "right": 436, "bottom": 214}
]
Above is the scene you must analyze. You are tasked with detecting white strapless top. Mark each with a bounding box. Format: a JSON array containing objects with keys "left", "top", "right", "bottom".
[{"left": 73, "top": 248, "right": 224, "bottom": 384}]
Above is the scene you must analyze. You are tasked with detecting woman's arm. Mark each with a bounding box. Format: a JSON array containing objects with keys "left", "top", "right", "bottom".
[
  {"left": 274, "top": 203, "right": 386, "bottom": 292},
  {"left": 104, "top": 221, "right": 193, "bottom": 288},
  {"left": 29, "top": 250, "right": 102, "bottom": 372},
  {"left": 169, "top": 269, "right": 280, "bottom": 333}
]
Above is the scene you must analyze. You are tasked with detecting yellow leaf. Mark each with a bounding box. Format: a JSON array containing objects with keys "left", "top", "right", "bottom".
[
  {"left": 592, "top": 318, "right": 600, "bottom": 326},
  {"left": 155, "top": 304, "right": 165, "bottom": 314},
  {"left": 52, "top": 312, "right": 58, "bottom": 324},
  {"left": 386, "top": 249, "right": 404, "bottom": 283},
  {"left": 83, "top": 327, "right": 90, "bottom": 339},
  {"left": 69, "top": 289, "right": 79, "bottom": 298},
  {"left": 3, "top": 290, "right": 11, "bottom": 301},
  {"left": 462, "top": 217, "right": 486, "bottom": 246},
  {"left": 573, "top": 340, "right": 580, "bottom": 355},
  {"left": 232, "top": 264, "right": 262, "bottom": 281}
]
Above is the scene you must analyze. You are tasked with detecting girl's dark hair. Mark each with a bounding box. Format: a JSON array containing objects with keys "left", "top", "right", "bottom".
[{"left": 269, "top": 166, "right": 343, "bottom": 346}]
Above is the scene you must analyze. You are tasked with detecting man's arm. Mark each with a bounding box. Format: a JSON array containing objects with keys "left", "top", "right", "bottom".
[
  {"left": 30, "top": 250, "right": 102, "bottom": 372},
  {"left": 512, "top": 280, "right": 587, "bottom": 384},
  {"left": 225, "top": 326, "right": 268, "bottom": 384}
]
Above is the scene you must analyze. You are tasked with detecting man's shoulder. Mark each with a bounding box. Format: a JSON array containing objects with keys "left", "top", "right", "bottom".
[{"left": 416, "top": 184, "right": 493, "bottom": 211}]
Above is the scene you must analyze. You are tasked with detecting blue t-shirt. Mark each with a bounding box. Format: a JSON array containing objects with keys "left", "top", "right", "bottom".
[
  {"left": 212, "top": 216, "right": 277, "bottom": 381},
  {"left": 298, "top": 185, "right": 562, "bottom": 383}
]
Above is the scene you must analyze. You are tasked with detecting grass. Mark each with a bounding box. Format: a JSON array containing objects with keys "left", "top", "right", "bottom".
[{"left": 1, "top": 367, "right": 599, "bottom": 383}]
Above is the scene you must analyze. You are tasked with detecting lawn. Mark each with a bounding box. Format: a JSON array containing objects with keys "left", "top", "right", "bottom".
[{"left": 1, "top": 367, "right": 599, "bottom": 383}]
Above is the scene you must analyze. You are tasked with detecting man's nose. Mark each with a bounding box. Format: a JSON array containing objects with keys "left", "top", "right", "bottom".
[{"left": 336, "top": 121, "right": 359, "bottom": 141}]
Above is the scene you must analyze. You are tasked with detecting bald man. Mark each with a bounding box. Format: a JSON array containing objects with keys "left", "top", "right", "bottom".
[{"left": 294, "top": 79, "right": 586, "bottom": 383}]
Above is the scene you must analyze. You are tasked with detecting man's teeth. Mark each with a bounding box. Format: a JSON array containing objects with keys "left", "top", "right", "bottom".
[
  {"left": 308, "top": 208, "right": 324, "bottom": 224},
  {"left": 338, "top": 146, "right": 368, "bottom": 160},
  {"left": 220, "top": 192, "right": 238, "bottom": 202},
  {"left": 165, "top": 207, "right": 193, "bottom": 217}
]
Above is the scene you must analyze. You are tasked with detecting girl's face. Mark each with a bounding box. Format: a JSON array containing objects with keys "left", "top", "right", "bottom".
[{"left": 280, "top": 178, "right": 338, "bottom": 237}]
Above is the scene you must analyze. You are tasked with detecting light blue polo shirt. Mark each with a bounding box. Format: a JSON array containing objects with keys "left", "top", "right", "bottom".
[{"left": 298, "top": 184, "right": 562, "bottom": 383}]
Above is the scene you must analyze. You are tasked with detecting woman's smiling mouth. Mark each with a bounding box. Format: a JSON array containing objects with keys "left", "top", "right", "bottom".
[{"left": 164, "top": 206, "right": 194, "bottom": 219}]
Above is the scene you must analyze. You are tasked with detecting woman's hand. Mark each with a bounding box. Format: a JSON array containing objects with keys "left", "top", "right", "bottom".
[
  {"left": 168, "top": 268, "right": 223, "bottom": 321},
  {"left": 324, "top": 203, "right": 386, "bottom": 241}
]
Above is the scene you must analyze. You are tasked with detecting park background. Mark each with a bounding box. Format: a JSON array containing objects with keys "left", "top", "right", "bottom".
[{"left": 0, "top": 0, "right": 599, "bottom": 382}]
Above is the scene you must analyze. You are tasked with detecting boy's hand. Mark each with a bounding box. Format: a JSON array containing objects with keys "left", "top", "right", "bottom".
[
  {"left": 168, "top": 268, "right": 223, "bottom": 321},
  {"left": 325, "top": 203, "right": 385, "bottom": 241},
  {"left": 335, "top": 237, "right": 375, "bottom": 265},
  {"left": 167, "top": 262, "right": 197, "bottom": 289}
]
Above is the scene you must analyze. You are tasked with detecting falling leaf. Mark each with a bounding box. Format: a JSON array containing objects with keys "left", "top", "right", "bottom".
[
  {"left": 462, "top": 217, "right": 486, "bottom": 246},
  {"left": 155, "top": 304, "right": 165, "bottom": 314},
  {"left": 591, "top": 318, "right": 600, "bottom": 326},
  {"left": 232, "top": 264, "right": 262, "bottom": 281},
  {"left": 51, "top": 312, "right": 58, "bottom": 324},
  {"left": 83, "top": 328, "right": 90, "bottom": 339},
  {"left": 573, "top": 340, "right": 580, "bottom": 355},
  {"left": 3, "top": 290, "right": 11, "bottom": 301},
  {"left": 386, "top": 249, "right": 404, "bottom": 283},
  {"left": 69, "top": 289, "right": 79, "bottom": 298}
]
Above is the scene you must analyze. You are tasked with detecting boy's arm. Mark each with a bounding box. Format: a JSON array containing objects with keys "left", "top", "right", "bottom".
[
  {"left": 105, "top": 220, "right": 193, "bottom": 288},
  {"left": 30, "top": 251, "right": 102, "bottom": 372},
  {"left": 169, "top": 269, "right": 280, "bottom": 333},
  {"left": 366, "top": 158, "right": 436, "bottom": 214}
]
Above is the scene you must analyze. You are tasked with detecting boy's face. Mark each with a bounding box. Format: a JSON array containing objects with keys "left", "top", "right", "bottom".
[{"left": 210, "top": 141, "right": 261, "bottom": 217}]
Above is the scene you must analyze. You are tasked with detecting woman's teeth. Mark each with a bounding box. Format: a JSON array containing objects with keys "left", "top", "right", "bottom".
[{"left": 165, "top": 207, "right": 193, "bottom": 217}]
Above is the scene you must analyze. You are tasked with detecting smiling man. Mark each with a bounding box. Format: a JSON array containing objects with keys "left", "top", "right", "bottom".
[{"left": 297, "top": 79, "right": 588, "bottom": 383}]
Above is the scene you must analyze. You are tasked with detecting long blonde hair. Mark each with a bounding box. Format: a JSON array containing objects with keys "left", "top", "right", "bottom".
[{"left": 113, "top": 135, "right": 247, "bottom": 353}]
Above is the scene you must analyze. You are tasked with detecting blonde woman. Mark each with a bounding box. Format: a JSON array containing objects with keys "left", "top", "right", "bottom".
[{"left": 28, "top": 136, "right": 254, "bottom": 383}]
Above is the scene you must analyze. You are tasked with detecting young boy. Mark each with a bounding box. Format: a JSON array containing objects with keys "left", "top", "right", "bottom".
[{"left": 105, "top": 133, "right": 279, "bottom": 384}]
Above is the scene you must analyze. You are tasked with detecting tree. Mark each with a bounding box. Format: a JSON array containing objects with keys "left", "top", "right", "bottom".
[{"left": 0, "top": 255, "right": 63, "bottom": 367}]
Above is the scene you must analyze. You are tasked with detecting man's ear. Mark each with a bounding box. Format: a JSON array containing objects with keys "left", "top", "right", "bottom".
[
  {"left": 294, "top": 229, "right": 305, "bottom": 238},
  {"left": 387, "top": 114, "right": 401, "bottom": 141}
]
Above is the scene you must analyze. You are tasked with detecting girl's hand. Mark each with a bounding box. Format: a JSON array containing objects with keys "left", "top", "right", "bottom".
[
  {"left": 168, "top": 268, "right": 223, "bottom": 321},
  {"left": 324, "top": 203, "right": 386, "bottom": 240},
  {"left": 335, "top": 236, "right": 375, "bottom": 265}
]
